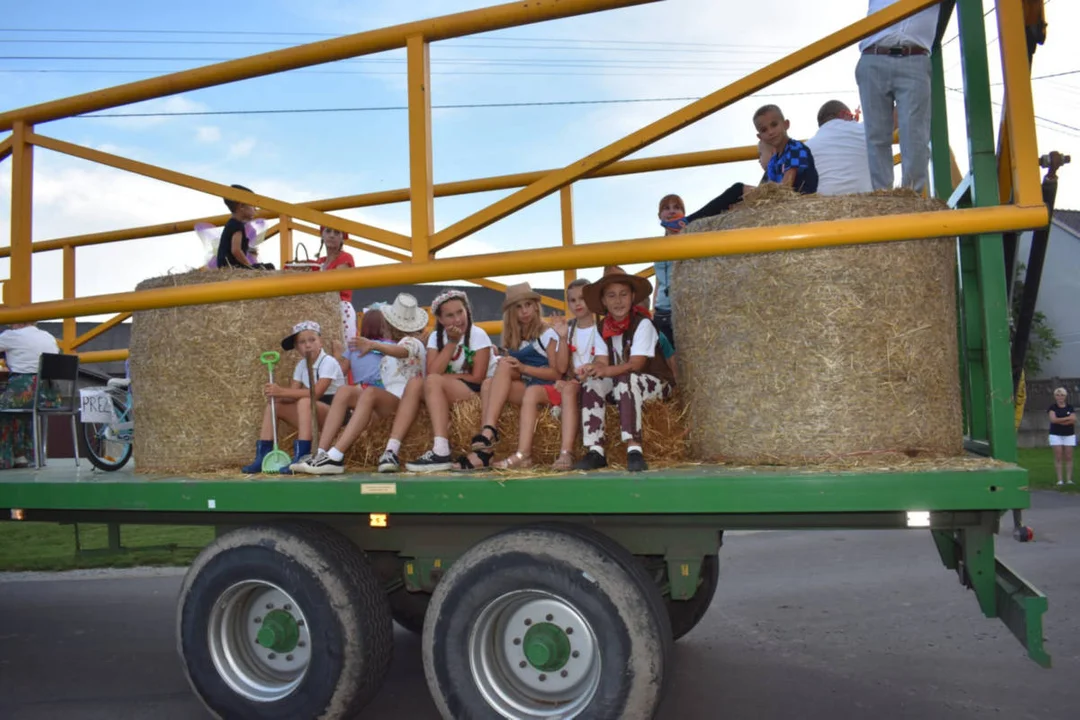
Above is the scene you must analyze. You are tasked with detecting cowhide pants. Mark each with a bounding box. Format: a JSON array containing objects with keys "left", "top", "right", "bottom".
[{"left": 580, "top": 373, "right": 672, "bottom": 448}]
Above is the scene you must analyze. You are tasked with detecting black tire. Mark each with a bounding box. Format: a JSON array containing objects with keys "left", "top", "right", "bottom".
[
  {"left": 78, "top": 405, "right": 133, "bottom": 471},
  {"left": 665, "top": 554, "right": 720, "bottom": 641},
  {"left": 177, "top": 521, "right": 393, "bottom": 720},
  {"left": 423, "top": 526, "right": 669, "bottom": 720},
  {"left": 389, "top": 586, "right": 430, "bottom": 635}
]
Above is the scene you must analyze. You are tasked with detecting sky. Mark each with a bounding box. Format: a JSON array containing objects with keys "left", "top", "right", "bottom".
[{"left": 0, "top": 0, "right": 1077, "bottom": 315}]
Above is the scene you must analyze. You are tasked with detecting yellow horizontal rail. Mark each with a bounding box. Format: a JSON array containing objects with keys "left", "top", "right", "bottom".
[
  {"left": 0, "top": 144, "right": 763, "bottom": 259},
  {"left": 0, "top": 0, "right": 655, "bottom": 132},
  {"left": 428, "top": 0, "right": 942, "bottom": 252},
  {"left": 77, "top": 349, "right": 129, "bottom": 364},
  {"left": 0, "top": 203, "right": 1047, "bottom": 325},
  {"left": 70, "top": 311, "right": 132, "bottom": 350},
  {"left": 28, "top": 133, "right": 412, "bottom": 251}
]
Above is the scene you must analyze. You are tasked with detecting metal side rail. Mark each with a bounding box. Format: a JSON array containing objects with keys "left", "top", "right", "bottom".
[{"left": 932, "top": 526, "right": 1051, "bottom": 668}]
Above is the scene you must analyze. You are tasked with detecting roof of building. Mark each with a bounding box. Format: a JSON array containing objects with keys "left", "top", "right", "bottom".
[{"left": 1053, "top": 209, "right": 1080, "bottom": 239}]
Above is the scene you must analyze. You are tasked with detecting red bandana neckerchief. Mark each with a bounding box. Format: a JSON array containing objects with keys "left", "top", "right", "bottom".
[{"left": 601, "top": 305, "right": 652, "bottom": 339}]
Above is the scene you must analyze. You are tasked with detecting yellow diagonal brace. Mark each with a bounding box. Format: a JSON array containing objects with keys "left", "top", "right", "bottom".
[
  {"left": 28, "top": 132, "right": 412, "bottom": 251},
  {"left": 429, "top": 0, "right": 941, "bottom": 251},
  {"left": 291, "top": 220, "right": 412, "bottom": 263},
  {"left": 71, "top": 312, "right": 133, "bottom": 350},
  {"left": 0, "top": 135, "right": 12, "bottom": 164}
]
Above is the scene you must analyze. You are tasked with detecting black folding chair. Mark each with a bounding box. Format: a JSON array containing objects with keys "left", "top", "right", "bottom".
[{"left": 0, "top": 353, "right": 81, "bottom": 468}]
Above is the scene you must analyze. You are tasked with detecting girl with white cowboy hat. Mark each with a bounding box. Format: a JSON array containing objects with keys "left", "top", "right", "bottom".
[
  {"left": 458, "top": 282, "right": 564, "bottom": 471},
  {"left": 294, "top": 294, "right": 429, "bottom": 474},
  {"left": 575, "top": 266, "right": 676, "bottom": 473},
  {"left": 389, "top": 289, "right": 492, "bottom": 473}
]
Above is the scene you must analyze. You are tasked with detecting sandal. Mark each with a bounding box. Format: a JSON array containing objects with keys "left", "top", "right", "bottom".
[
  {"left": 495, "top": 451, "right": 533, "bottom": 470},
  {"left": 471, "top": 425, "right": 500, "bottom": 451},
  {"left": 551, "top": 450, "right": 574, "bottom": 471},
  {"left": 454, "top": 450, "right": 493, "bottom": 471}
]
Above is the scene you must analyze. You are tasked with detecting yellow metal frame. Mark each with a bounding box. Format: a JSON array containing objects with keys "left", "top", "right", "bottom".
[{"left": 0, "top": 0, "right": 1049, "bottom": 368}]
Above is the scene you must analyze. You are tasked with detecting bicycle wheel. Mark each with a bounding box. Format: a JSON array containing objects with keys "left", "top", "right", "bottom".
[{"left": 79, "top": 397, "right": 133, "bottom": 471}]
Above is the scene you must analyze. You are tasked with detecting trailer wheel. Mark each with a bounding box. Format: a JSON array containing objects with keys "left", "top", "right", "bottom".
[
  {"left": 177, "top": 521, "right": 393, "bottom": 720},
  {"left": 665, "top": 554, "right": 720, "bottom": 641},
  {"left": 423, "top": 526, "right": 669, "bottom": 720},
  {"left": 389, "top": 586, "right": 430, "bottom": 635}
]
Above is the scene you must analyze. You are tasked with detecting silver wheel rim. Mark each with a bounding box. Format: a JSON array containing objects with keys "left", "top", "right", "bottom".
[
  {"left": 207, "top": 581, "right": 312, "bottom": 703},
  {"left": 469, "top": 590, "right": 601, "bottom": 719}
]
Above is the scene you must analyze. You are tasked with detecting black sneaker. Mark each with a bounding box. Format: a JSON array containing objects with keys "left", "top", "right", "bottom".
[
  {"left": 296, "top": 450, "right": 345, "bottom": 475},
  {"left": 377, "top": 450, "right": 400, "bottom": 474},
  {"left": 627, "top": 451, "right": 648, "bottom": 473},
  {"left": 573, "top": 449, "right": 608, "bottom": 471},
  {"left": 405, "top": 450, "right": 454, "bottom": 473}
]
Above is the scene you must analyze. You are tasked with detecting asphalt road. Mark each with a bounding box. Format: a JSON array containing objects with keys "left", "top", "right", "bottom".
[{"left": 2, "top": 491, "right": 1078, "bottom": 720}]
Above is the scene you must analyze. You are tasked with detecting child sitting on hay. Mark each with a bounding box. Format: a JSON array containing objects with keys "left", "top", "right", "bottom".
[
  {"left": 344, "top": 308, "right": 392, "bottom": 388},
  {"left": 458, "top": 283, "right": 563, "bottom": 471},
  {"left": 292, "top": 294, "right": 428, "bottom": 475},
  {"left": 378, "top": 290, "right": 492, "bottom": 473},
  {"left": 241, "top": 320, "right": 346, "bottom": 473},
  {"left": 575, "top": 266, "right": 676, "bottom": 473},
  {"left": 216, "top": 184, "right": 275, "bottom": 270}
]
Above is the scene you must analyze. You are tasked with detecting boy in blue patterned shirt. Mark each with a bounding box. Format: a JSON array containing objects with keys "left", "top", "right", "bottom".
[{"left": 754, "top": 104, "right": 818, "bottom": 194}]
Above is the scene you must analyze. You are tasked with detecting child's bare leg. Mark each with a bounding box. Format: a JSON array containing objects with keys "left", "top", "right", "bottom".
[
  {"left": 294, "top": 398, "right": 312, "bottom": 441},
  {"left": 426, "top": 374, "right": 474, "bottom": 440},
  {"left": 559, "top": 381, "right": 580, "bottom": 453},
  {"left": 259, "top": 402, "right": 275, "bottom": 440},
  {"left": 387, "top": 376, "right": 424, "bottom": 443},
  {"left": 516, "top": 385, "right": 549, "bottom": 457},
  {"left": 479, "top": 361, "right": 515, "bottom": 439},
  {"left": 271, "top": 402, "right": 300, "bottom": 437},
  {"left": 335, "top": 388, "right": 399, "bottom": 453},
  {"left": 318, "top": 386, "right": 357, "bottom": 450}
]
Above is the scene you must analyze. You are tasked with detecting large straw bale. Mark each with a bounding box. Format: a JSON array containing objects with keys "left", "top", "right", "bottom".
[
  {"left": 672, "top": 186, "right": 963, "bottom": 465},
  {"left": 129, "top": 269, "right": 344, "bottom": 473}
]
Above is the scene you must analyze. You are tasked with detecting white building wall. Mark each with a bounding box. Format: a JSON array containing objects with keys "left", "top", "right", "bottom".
[{"left": 1016, "top": 222, "right": 1080, "bottom": 380}]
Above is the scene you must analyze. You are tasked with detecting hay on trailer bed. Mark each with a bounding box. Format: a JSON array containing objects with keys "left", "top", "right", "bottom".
[
  {"left": 672, "top": 186, "right": 963, "bottom": 465},
  {"left": 129, "top": 269, "right": 344, "bottom": 473}
]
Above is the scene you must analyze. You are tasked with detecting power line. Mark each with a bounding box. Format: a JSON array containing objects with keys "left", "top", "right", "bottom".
[{"left": 75, "top": 91, "right": 854, "bottom": 119}]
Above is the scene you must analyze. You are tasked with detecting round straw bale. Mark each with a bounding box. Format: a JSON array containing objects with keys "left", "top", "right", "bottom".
[
  {"left": 672, "top": 186, "right": 963, "bottom": 465},
  {"left": 129, "top": 269, "right": 344, "bottom": 473}
]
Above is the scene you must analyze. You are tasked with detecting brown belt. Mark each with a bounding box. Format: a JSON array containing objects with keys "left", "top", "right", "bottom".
[{"left": 862, "top": 44, "right": 930, "bottom": 57}]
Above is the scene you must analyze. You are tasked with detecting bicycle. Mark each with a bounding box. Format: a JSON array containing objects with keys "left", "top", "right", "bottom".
[{"left": 79, "top": 377, "right": 134, "bottom": 471}]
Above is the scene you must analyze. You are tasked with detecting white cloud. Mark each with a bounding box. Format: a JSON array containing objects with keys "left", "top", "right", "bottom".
[
  {"left": 227, "top": 137, "right": 258, "bottom": 159},
  {"left": 195, "top": 126, "right": 222, "bottom": 144}
]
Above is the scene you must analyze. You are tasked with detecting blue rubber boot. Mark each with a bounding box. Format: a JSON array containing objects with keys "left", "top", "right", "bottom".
[
  {"left": 278, "top": 440, "right": 312, "bottom": 475},
  {"left": 241, "top": 440, "right": 273, "bottom": 473}
]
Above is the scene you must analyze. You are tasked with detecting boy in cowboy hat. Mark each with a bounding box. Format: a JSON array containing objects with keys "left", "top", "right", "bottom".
[
  {"left": 575, "top": 266, "right": 676, "bottom": 472},
  {"left": 293, "top": 294, "right": 429, "bottom": 474}
]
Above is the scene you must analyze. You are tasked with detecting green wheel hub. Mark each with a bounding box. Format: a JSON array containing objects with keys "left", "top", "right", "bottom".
[
  {"left": 523, "top": 622, "right": 572, "bottom": 672},
  {"left": 256, "top": 609, "right": 301, "bottom": 653}
]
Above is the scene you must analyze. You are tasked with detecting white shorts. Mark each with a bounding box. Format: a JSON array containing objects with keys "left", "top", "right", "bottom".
[{"left": 1049, "top": 434, "right": 1076, "bottom": 447}]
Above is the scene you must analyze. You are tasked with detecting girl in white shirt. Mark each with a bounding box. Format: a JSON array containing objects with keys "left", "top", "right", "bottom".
[
  {"left": 459, "top": 283, "right": 563, "bottom": 470},
  {"left": 241, "top": 320, "right": 345, "bottom": 473}
]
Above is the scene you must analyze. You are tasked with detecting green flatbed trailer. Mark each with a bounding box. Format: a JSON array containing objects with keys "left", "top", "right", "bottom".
[{"left": 0, "top": 460, "right": 1050, "bottom": 718}]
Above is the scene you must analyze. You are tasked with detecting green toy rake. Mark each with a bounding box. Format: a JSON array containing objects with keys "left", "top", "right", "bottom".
[{"left": 259, "top": 351, "right": 293, "bottom": 473}]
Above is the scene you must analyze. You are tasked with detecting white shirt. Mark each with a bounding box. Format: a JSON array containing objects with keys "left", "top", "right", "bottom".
[
  {"left": 523, "top": 328, "right": 561, "bottom": 354},
  {"left": 860, "top": 0, "right": 940, "bottom": 52},
  {"left": 571, "top": 323, "right": 606, "bottom": 369},
  {"left": 0, "top": 325, "right": 60, "bottom": 374},
  {"left": 608, "top": 318, "right": 658, "bottom": 364},
  {"left": 806, "top": 120, "right": 874, "bottom": 196},
  {"left": 291, "top": 350, "right": 346, "bottom": 396},
  {"left": 427, "top": 325, "right": 493, "bottom": 374},
  {"left": 381, "top": 336, "right": 426, "bottom": 399}
]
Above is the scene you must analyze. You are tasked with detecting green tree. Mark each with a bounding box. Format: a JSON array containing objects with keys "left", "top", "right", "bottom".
[{"left": 1011, "top": 263, "right": 1062, "bottom": 377}]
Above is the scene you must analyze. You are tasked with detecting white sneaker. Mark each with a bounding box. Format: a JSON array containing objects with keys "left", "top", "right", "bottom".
[
  {"left": 292, "top": 449, "right": 329, "bottom": 473},
  {"left": 1057, "top": 480, "right": 1064, "bottom": 486},
  {"left": 297, "top": 449, "right": 345, "bottom": 475}
]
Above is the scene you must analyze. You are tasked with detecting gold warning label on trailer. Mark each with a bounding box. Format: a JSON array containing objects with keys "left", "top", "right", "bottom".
[{"left": 361, "top": 483, "right": 397, "bottom": 495}]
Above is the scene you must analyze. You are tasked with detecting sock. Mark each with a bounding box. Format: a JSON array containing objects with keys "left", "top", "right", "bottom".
[
  {"left": 589, "top": 445, "right": 605, "bottom": 457},
  {"left": 434, "top": 436, "right": 451, "bottom": 456},
  {"left": 328, "top": 447, "right": 345, "bottom": 462},
  {"left": 628, "top": 446, "right": 643, "bottom": 455},
  {"left": 386, "top": 438, "right": 402, "bottom": 454}
]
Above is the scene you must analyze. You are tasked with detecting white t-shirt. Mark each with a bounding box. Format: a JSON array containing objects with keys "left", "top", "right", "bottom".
[
  {"left": 427, "top": 325, "right": 493, "bottom": 374},
  {"left": 806, "top": 120, "right": 873, "bottom": 196},
  {"left": 291, "top": 350, "right": 346, "bottom": 396},
  {"left": 570, "top": 323, "right": 606, "bottom": 369},
  {"left": 608, "top": 318, "right": 658, "bottom": 364},
  {"left": 0, "top": 325, "right": 60, "bottom": 374},
  {"left": 381, "top": 336, "right": 426, "bottom": 399},
  {"left": 860, "top": 0, "right": 940, "bottom": 52},
  {"left": 518, "top": 327, "right": 560, "bottom": 354}
]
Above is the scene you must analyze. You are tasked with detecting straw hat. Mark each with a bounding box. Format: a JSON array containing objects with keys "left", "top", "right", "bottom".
[
  {"left": 382, "top": 293, "right": 429, "bottom": 333},
  {"left": 583, "top": 265, "right": 653, "bottom": 314},
  {"left": 502, "top": 282, "right": 542, "bottom": 311}
]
